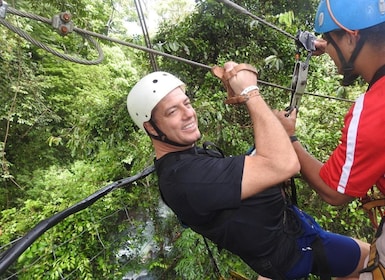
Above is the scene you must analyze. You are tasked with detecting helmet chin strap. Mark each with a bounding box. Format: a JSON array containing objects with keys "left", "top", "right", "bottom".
[
  {"left": 324, "top": 32, "right": 366, "bottom": 86},
  {"left": 147, "top": 119, "right": 193, "bottom": 148}
]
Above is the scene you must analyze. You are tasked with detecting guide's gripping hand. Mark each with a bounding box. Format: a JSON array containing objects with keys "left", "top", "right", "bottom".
[
  {"left": 212, "top": 62, "right": 258, "bottom": 105},
  {"left": 312, "top": 38, "right": 327, "bottom": 56}
]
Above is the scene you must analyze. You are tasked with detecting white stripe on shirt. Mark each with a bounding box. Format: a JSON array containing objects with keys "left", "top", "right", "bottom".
[{"left": 337, "top": 95, "right": 364, "bottom": 194}]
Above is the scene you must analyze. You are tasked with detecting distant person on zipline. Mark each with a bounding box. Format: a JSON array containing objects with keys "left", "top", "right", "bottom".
[
  {"left": 275, "top": 0, "right": 385, "bottom": 278},
  {"left": 126, "top": 58, "right": 368, "bottom": 279}
]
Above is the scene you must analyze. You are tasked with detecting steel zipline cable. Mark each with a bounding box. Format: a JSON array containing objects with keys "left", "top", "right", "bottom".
[
  {"left": 0, "top": 2, "right": 353, "bottom": 103},
  {"left": 215, "top": 0, "right": 297, "bottom": 40}
]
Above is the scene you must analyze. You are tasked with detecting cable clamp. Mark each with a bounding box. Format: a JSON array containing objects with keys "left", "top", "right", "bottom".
[{"left": 52, "top": 12, "right": 74, "bottom": 36}]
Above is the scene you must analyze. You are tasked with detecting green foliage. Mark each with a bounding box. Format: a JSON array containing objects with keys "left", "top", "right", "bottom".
[
  {"left": 1, "top": 162, "right": 110, "bottom": 279},
  {"left": 0, "top": 0, "right": 375, "bottom": 279},
  {"left": 170, "top": 229, "right": 257, "bottom": 279}
]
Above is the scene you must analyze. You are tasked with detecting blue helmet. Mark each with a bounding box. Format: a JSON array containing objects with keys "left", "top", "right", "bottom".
[{"left": 315, "top": 0, "right": 385, "bottom": 33}]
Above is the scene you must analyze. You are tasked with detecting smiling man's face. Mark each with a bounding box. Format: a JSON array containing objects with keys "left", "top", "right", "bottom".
[{"left": 151, "top": 87, "right": 201, "bottom": 146}]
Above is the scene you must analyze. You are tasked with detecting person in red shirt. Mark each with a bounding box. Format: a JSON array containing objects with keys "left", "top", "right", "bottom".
[
  {"left": 276, "top": 0, "right": 385, "bottom": 278},
  {"left": 277, "top": 0, "right": 385, "bottom": 211}
]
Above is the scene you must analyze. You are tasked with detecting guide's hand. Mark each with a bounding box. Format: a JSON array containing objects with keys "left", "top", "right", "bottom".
[
  {"left": 274, "top": 108, "right": 298, "bottom": 136},
  {"left": 312, "top": 38, "right": 327, "bottom": 56}
]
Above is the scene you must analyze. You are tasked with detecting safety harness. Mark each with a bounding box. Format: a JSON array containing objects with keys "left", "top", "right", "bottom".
[
  {"left": 360, "top": 189, "right": 385, "bottom": 279},
  {"left": 361, "top": 194, "right": 385, "bottom": 229},
  {"left": 359, "top": 216, "right": 385, "bottom": 279}
]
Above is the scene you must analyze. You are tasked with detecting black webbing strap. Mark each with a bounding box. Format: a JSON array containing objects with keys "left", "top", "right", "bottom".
[
  {"left": 283, "top": 170, "right": 330, "bottom": 279},
  {"left": 376, "top": 216, "right": 385, "bottom": 238},
  {"left": 202, "top": 236, "right": 225, "bottom": 279},
  {"left": 311, "top": 236, "right": 332, "bottom": 280},
  {"left": 290, "top": 176, "right": 298, "bottom": 206}
]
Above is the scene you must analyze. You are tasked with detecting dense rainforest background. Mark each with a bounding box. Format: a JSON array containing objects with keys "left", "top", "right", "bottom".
[{"left": 0, "top": 0, "right": 374, "bottom": 279}]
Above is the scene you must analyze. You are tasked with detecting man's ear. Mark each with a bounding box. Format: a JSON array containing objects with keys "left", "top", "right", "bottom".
[
  {"left": 143, "top": 121, "right": 158, "bottom": 136},
  {"left": 340, "top": 32, "right": 359, "bottom": 55},
  {"left": 346, "top": 32, "right": 360, "bottom": 46}
]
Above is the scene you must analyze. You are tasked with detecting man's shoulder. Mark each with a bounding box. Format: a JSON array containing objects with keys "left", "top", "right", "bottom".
[
  {"left": 157, "top": 147, "right": 197, "bottom": 163},
  {"left": 156, "top": 146, "right": 244, "bottom": 172},
  {"left": 155, "top": 147, "right": 201, "bottom": 174}
]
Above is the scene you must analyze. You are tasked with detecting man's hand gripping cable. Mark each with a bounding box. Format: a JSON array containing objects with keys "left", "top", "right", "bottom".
[{"left": 211, "top": 63, "right": 259, "bottom": 105}]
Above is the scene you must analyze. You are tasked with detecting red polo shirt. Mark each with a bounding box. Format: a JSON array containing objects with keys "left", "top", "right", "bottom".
[{"left": 320, "top": 76, "right": 385, "bottom": 198}]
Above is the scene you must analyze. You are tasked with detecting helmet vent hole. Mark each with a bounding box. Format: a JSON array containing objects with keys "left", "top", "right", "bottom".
[{"left": 152, "top": 79, "right": 159, "bottom": 84}]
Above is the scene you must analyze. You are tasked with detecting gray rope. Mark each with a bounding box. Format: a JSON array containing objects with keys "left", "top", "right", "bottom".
[{"left": 73, "top": 26, "right": 211, "bottom": 70}]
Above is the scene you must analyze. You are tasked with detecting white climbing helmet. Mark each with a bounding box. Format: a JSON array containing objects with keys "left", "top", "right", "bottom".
[{"left": 127, "top": 71, "right": 185, "bottom": 131}]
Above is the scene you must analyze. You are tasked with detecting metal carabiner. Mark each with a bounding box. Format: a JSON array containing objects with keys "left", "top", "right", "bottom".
[
  {"left": 287, "top": 55, "right": 310, "bottom": 114},
  {"left": 285, "top": 31, "right": 317, "bottom": 116},
  {"left": 296, "top": 30, "right": 317, "bottom": 53},
  {"left": 0, "top": 1, "right": 8, "bottom": 19}
]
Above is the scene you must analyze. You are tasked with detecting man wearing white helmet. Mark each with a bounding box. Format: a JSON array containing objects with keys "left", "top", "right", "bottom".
[
  {"left": 276, "top": 0, "right": 385, "bottom": 278},
  {"left": 127, "top": 61, "right": 369, "bottom": 279}
]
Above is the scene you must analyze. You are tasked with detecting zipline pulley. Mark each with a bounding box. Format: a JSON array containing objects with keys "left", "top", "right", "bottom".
[
  {"left": 286, "top": 30, "right": 317, "bottom": 116},
  {"left": 296, "top": 30, "right": 317, "bottom": 53}
]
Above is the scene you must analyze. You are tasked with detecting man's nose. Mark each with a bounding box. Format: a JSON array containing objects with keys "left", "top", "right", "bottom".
[{"left": 182, "top": 107, "right": 194, "bottom": 118}]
